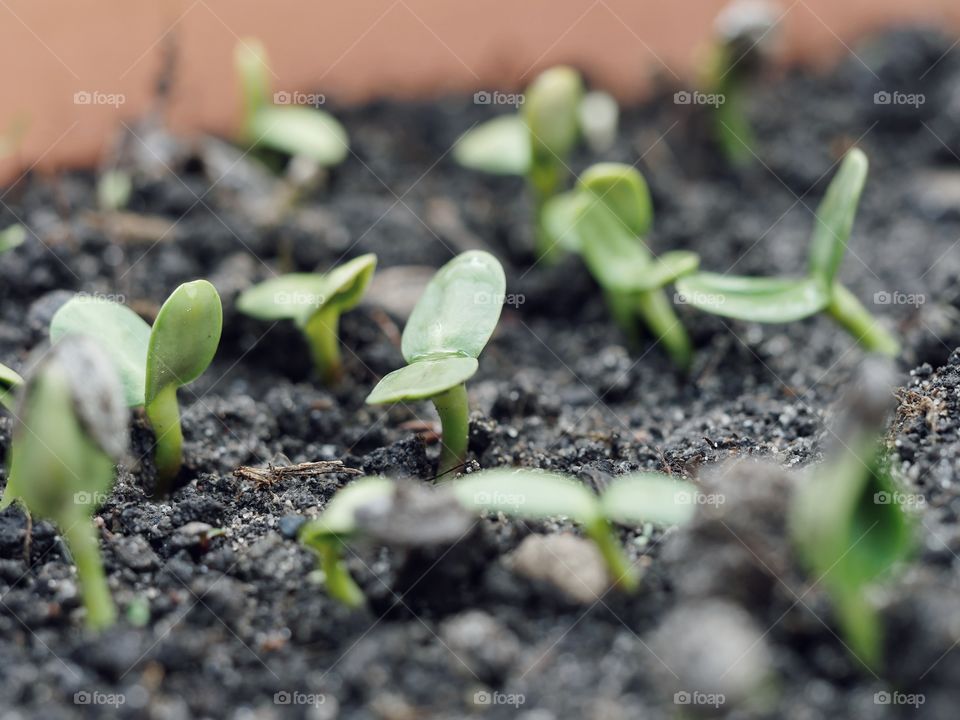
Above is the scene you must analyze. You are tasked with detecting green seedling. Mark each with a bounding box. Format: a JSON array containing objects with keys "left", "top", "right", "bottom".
[
  {"left": 0, "top": 224, "right": 26, "bottom": 254},
  {"left": 454, "top": 67, "right": 585, "bottom": 263},
  {"left": 50, "top": 281, "right": 223, "bottom": 494},
  {"left": 1, "top": 336, "right": 129, "bottom": 629},
  {"left": 544, "top": 163, "right": 699, "bottom": 369},
  {"left": 236, "top": 254, "right": 377, "bottom": 384},
  {"left": 97, "top": 170, "right": 132, "bottom": 212},
  {"left": 702, "top": 0, "right": 778, "bottom": 166},
  {"left": 235, "top": 38, "right": 349, "bottom": 167},
  {"left": 0, "top": 361, "right": 23, "bottom": 411},
  {"left": 366, "top": 251, "right": 505, "bottom": 477},
  {"left": 300, "top": 469, "right": 697, "bottom": 606},
  {"left": 791, "top": 358, "right": 913, "bottom": 668},
  {"left": 676, "top": 149, "right": 900, "bottom": 355}
]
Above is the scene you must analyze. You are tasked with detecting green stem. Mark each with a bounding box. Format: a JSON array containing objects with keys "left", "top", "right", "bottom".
[
  {"left": 826, "top": 283, "right": 900, "bottom": 356},
  {"left": 635, "top": 289, "right": 693, "bottom": 371},
  {"left": 302, "top": 307, "right": 343, "bottom": 385},
  {"left": 530, "top": 166, "right": 564, "bottom": 264},
  {"left": 146, "top": 384, "right": 183, "bottom": 495},
  {"left": 321, "top": 544, "right": 365, "bottom": 608},
  {"left": 63, "top": 517, "right": 116, "bottom": 630},
  {"left": 586, "top": 518, "right": 638, "bottom": 592},
  {"left": 605, "top": 290, "right": 640, "bottom": 348},
  {"left": 431, "top": 383, "right": 470, "bottom": 477}
]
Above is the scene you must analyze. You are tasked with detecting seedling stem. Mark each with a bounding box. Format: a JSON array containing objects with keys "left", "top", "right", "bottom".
[
  {"left": 586, "top": 518, "right": 638, "bottom": 591},
  {"left": 432, "top": 382, "right": 470, "bottom": 477},
  {"left": 826, "top": 283, "right": 900, "bottom": 356},
  {"left": 146, "top": 384, "right": 184, "bottom": 490},
  {"left": 65, "top": 519, "right": 116, "bottom": 630},
  {"left": 321, "top": 545, "right": 365, "bottom": 608},
  {"left": 636, "top": 290, "right": 693, "bottom": 370},
  {"left": 303, "top": 306, "right": 343, "bottom": 385}
]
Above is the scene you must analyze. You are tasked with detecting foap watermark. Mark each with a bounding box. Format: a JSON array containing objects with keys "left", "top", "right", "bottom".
[
  {"left": 274, "top": 291, "right": 326, "bottom": 306},
  {"left": 473, "top": 491, "right": 525, "bottom": 509},
  {"left": 675, "top": 489, "right": 725, "bottom": 507},
  {"left": 74, "top": 491, "right": 110, "bottom": 506},
  {"left": 473, "top": 91, "right": 524, "bottom": 107},
  {"left": 674, "top": 90, "right": 725, "bottom": 107},
  {"left": 473, "top": 690, "right": 525, "bottom": 707},
  {"left": 474, "top": 291, "right": 525, "bottom": 308},
  {"left": 873, "top": 291, "right": 924, "bottom": 308},
  {"left": 76, "top": 291, "right": 127, "bottom": 305},
  {"left": 274, "top": 90, "right": 326, "bottom": 108},
  {"left": 874, "top": 491, "right": 925, "bottom": 509},
  {"left": 274, "top": 691, "right": 326, "bottom": 707},
  {"left": 73, "top": 91, "right": 126, "bottom": 108},
  {"left": 74, "top": 691, "right": 125, "bottom": 708},
  {"left": 675, "top": 291, "right": 725, "bottom": 308},
  {"left": 873, "top": 90, "right": 925, "bottom": 108},
  {"left": 874, "top": 691, "right": 925, "bottom": 708},
  {"left": 674, "top": 691, "right": 725, "bottom": 708}
]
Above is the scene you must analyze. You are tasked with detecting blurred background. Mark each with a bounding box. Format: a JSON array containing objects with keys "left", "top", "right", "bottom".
[{"left": 0, "top": 0, "right": 958, "bottom": 182}]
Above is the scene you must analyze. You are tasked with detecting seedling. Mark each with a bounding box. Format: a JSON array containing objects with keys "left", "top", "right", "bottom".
[
  {"left": 235, "top": 38, "right": 349, "bottom": 167},
  {"left": 676, "top": 149, "right": 900, "bottom": 355},
  {"left": 97, "top": 170, "right": 132, "bottom": 212},
  {"left": 1, "top": 336, "right": 128, "bottom": 629},
  {"left": 544, "top": 163, "right": 699, "bottom": 369},
  {"left": 702, "top": 0, "right": 778, "bottom": 165},
  {"left": 300, "top": 469, "right": 697, "bottom": 606},
  {"left": 0, "top": 361, "right": 22, "bottom": 411},
  {"left": 50, "top": 281, "right": 223, "bottom": 494},
  {"left": 236, "top": 254, "right": 377, "bottom": 384},
  {"left": 366, "top": 251, "right": 505, "bottom": 476},
  {"left": 0, "top": 224, "right": 26, "bottom": 254},
  {"left": 791, "top": 358, "right": 913, "bottom": 668},
  {"left": 453, "top": 67, "right": 585, "bottom": 262}
]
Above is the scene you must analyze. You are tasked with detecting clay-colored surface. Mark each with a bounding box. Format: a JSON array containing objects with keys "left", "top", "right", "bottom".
[{"left": 0, "top": 0, "right": 956, "bottom": 182}]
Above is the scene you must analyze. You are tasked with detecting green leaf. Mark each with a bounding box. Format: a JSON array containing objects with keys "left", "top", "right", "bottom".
[
  {"left": 643, "top": 251, "right": 701, "bottom": 289},
  {"left": 145, "top": 280, "right": 223, "bottom": 405},
  {"left": 236, "top": 254, "right": 377, "bottom": 327},
  {"left": 578, "top": 90, "right": 619, "bottom": 153},
  {"left": 449, "top": 469, "right": 601, "bottom": 524},
  {"left": 579, "top": 163, "right": 653, "bottom": 238},
  {"left": 97, "top": 170, "right": 132, "bottom": 212},
  {"left": 523, "top": 66, "right": 583, "bottom": 162},
  {"left": 300, "top": 476, "right": 394, "bottom": 546},
  {"left": 235, "top": 38, "right": 270, "bottom": 127},
  {"left": 366, "top": 356, "right": 478, "bottom": 404},
  {"left": 453, "top": 115, "right": 531, "bottom": 175},
  {"left": 578, "top": 201, "right": 652, "bottom": 293},
  {"left": 0, "top": 361, "right": 22, "bottom": 411},
  {"left": 0, "top": 224, "right": 26, "bottom": 254},
  {"left": 401, "top": 251, "right": 506, "bottom": 362},
  {"left": 541, "top": 190, "right": 586, "bottom": 252},
  {"left": 675, "top": 273, "right": 830, "bottom": 323},
  {"left": 600, "top": 473, "right": 699, "bottom": 526},
  {"left": 250, "top": 106, "right": 349, "bottom": 167},
  {"left": 807, "top": 148, "right": 868, "bottom": 285},
  {"left": 50, "top": 296, "right": 151, "bottom": 407}
]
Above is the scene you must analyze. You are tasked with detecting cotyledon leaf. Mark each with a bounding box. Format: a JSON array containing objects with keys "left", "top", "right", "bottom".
[
  {"left": 600, "top": 473, "right": 699, "bottom": 527},
  {"left": 807, "top": 148, "right": 868, "bottom": 285},
  {"left": 453, "top": 115, "right": 531, "bottom": 175},
  {"left": 300, "top": 476, "right": 395, "bottom": 545},
  {"left": 579, "top": 163, "right": 653, "bottom": 239},
  {"left": 449, "top": 469, "right": 602, "bottom": 524},
  {"left": 250, "top": 105, "right": 349, "bottom": 167},
  {"left": 366, "top": 356, "right": 478, "bottom": 404},
  {"left": 675, "top": 273, "right": 830, "bottom": 323}
]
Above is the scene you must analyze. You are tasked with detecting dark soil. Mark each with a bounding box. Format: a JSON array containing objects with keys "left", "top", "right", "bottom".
[{"left": 3, "top": 25, "right": 960, "bottom": 720}]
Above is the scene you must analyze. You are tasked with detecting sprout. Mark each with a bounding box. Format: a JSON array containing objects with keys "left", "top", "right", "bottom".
[
  {"left": 300, "top": 469, "right": 697, "bottom": 606},
  {"left": 234, "top": 38, "right": 349, "bottom": 167},
  {"left": 366, "top": 251, "right": 505, "bottom": 476},
  {"left": 790, "top": 358, "right": 913, "bottom": 667},
  {"left": 0, "top": 361, "right": 22, "bottom": 411},
  {"left": 97, "top": 170, "right": 133, "bottom": 212},
  {"left": 50, "top": 281, "right": 223, "bottom": 494},
  {"left": 454, "top": 67, "right": 585, "bottom": 263},
  {"left": 1, "top": 337, "right": 129, "bottom": 629},
  {"left": 676, "top": 149, "right": 900, "bottom": 355},
  {"left": 544, "top": 163, "right": 699, "bottom": 369},
  {"left": 236, "top": 254, "right": 377, "bottom": 384},
  {"left": 703, "top": 0, "right": 779, "bottom": 165},
  {"left": 578, "top": 91, "right": 619, "bottom": 154},
  {"left": 0, "top": 223, "right": 26, "bottom": 254}
]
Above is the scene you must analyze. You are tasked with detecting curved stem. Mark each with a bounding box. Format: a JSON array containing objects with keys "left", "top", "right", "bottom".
[
  {"left": 431, "top": 383, "right": 470, "bottom": 478},
  {"left": 826, "top": 283, "right": 900, "bottom": 356},
  {"left": 586, "top": 518, "right": 638, "bottom": 592},
  {"left": 635, "top": 289, "right": 693, "bottom": 371},
  {"left": 302, "top": 307, "right": 343, "bottom": 385},
  {"left": 146, "top": 384, "right": 183, "bottom": 495},
  {"left": 321, "top": 544, "right": 365, "bottom": 608},
  {"left": 63, "top": 516, "right": 116, "bottom": 630}
]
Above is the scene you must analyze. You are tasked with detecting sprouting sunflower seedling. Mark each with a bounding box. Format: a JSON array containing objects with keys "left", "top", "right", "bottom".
[
  {"left": 1, "top": 336, "right": 128, "bottom": 629},
  {"left": 701, "top": 0, "right": 779, "bottom": 166},
  {"left": 544, "top": 163, "right": 699, "bottom": 369},
  {"left": 676, "top": 148, "right": 900, "bottom": 355},
  {"left": 299, "top": 469, "right": 697, "bottom": 606},
  {"left": 453, "top": 67, "right": 588, "bottom": 263},
  {"left": 791, "top": 357, "right": 913, "bottom": 668},
  {"left": 0, "top": 223, "right": 26, "bottom": 254},
  {"left": 50, "top": 281, "right": 223, "bottom": 495},
  {"left": 366, "top": 251, "right": 505, "bottom": 477},
  {"left": 0, "top": 361, "right": 22, "bottom": 411},
  {"left": 234, "top": 38, "right": 349, "bottom": 168},
  {"left": 237, "top": 254, "right": 377, "bottom": 385}
]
